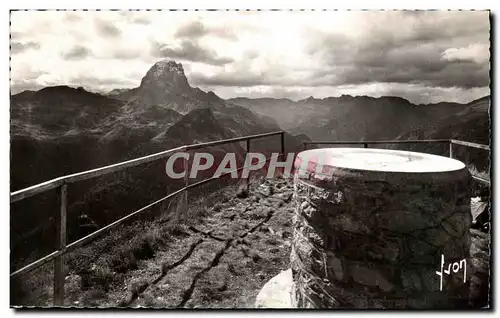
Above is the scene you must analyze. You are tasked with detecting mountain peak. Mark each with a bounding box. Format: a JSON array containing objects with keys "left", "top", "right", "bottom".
[
  {"left": 150, "top": 60, "right": 185, "bottom": 77},
  {"left": 117, "top": 60, "right": 225, "bottom": 114},
  {"left": 139, "top": 59, "right": 190, "bottom": 94}
]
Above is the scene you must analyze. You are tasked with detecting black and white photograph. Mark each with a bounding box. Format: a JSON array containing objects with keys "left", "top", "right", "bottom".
[{"left": 9, "top": 9, "right": 491, "bottom": 309}]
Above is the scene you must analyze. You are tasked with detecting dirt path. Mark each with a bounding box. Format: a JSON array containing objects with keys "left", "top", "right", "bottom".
[{"left": 101, "top": 178, "right": 295, "bottom": 308}]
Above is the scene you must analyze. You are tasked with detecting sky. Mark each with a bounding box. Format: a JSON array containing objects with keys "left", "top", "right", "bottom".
[{"left": 10, "top": 10, "right": 490, "bottom": 104}]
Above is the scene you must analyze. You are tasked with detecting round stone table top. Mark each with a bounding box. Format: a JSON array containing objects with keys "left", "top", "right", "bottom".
[{"left": 295, "top": 148, "right": 466, "bottom": 173}]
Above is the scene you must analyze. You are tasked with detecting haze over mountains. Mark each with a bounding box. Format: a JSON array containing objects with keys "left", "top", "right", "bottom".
[{"left": 228, "top": 94, "right": 489, "bottom": 143}]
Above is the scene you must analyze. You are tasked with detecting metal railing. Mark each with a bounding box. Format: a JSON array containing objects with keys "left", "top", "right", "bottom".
[
  {"left": 303, "top": 138, "right": 490, "bottom": 186},
  {"left": 10, "top": 130, "right": 285, "bottom": 306}
]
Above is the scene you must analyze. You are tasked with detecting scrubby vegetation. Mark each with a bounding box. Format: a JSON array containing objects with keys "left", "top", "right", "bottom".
[{"left": 11, "top": 177, "right": 295, "bottom": 308}]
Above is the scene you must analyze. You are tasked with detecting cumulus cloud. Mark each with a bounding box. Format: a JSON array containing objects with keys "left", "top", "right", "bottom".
[
  {"left": 131, "top": 16, "right": 151, "bottom": 25},
  {"left": 10, "top": 82, "right": 46, "bottom": 95},
  {"left": 66, "top": 74, "right": 136, "bottom": 91},
  {"left": 10, "top": 41, "right": 40, "bottom": 54},
  {"left": 10, "top": 66, "right": 49, "bottom": 94},
  {"left": 112, "top": 48, "right": 142, "bottom": 60},
  {"left": 64, "top": 13, "right": 83, "bottom": 22},
  {"left": 152, "top": 40, "right": 233, "bottom": 66},
  {"left": 117, "top": 11, "right": 152, "bottom": 25},
  {"left": 441, "top": 43, "right": 490, "bottom": 64},
  {"left": 175, "top": 20, "right": 237, "bottom": 40},
  {"left": 61, "top": 45, "right": 93, "bottom": 60},
  {"left": 175, "top": 20, "right": 206, "bottom": 38},
  {"left": 95, "top": 18, "right": 121, "bottom": 38}
]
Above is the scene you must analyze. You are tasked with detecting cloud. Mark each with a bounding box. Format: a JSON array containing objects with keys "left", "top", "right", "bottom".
[
  {"left": 67, "top": 74, "right": 135, "bottom": 89},
  {"left": 175, "top": 20, "right": 237, "bottom": 40},
  {"left": 441, "top": 43, "right": 490, "bottom": 64},
  {"left": 131, "top": 16, "right": 151, "bottom": 25},
  {"left": 61, "top": 45, "right": 93, "bottom": 60},
  {"left": 10, "top": 67, "right": 49, "bottom": 94},
  {"left": 10, "top": 31, "right": 24, "bottom": 41},
  {"left": 175, "top": 20, "right": 206, "bottom": 38},
  {"left": 112, "top": 48, "right": 142, "bottom": 60},
  {"left": 152, "top": 40, "right": 233, "bottom": 66},
  {"left": 117, "top": 11, "right": 152, "bottom": 25},
  {"left": 303, "top": 11, "right": 490, "bottom": 89},
  {"left": 10, "top": 41, "right": 40, "bottom": 54},
  {"left": 95, "top": 18, "right": 121, "bottom": 38},
  {"left": 64, "top": 13, "right": 83, "bottom": 23},
  {"left": 10, "top": 82, "right": 45, "bottom": 95},
  {"left": 191, "top": 71, "right": 266, "bottom": 87}
]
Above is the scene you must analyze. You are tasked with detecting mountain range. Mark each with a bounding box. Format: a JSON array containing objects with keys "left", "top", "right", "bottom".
[{"left": 229, "top": 94, "right": 489, "bottom": 143}]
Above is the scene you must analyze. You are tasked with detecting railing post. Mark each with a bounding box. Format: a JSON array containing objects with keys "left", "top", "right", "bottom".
[
  {"left": 280, "top": 132, "right": 285, "bottom": 159},
  {"left": 449, "top": 140, "right": 453, "bottom": 158},
  {"left": 364, "top": 143, "right": 368, "bottom": 148},
  {"left": 303, "top": 143, "right": 307, "bottom": 151},
  {"left": 246, "top": 139, "right": 251, "bottom": 191},
  {"left": 183, "top": 155, "right": 189, "bottom": 221},
  {"left": 54, "top": 183, "right": 67, "bottom": 306}
]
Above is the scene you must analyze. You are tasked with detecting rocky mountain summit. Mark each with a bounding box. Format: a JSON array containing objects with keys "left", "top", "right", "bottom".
[{"left": 115, "top": 60, "right": 225, "bottom": 114}]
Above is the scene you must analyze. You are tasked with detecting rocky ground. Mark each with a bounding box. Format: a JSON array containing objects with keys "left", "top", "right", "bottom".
[
  {"left": 57, "top": 178, "right": 294, "bottom": 308},
  {"left": 116, "top": 179, "right": 295, "bottom": 308},
  {"left": 468, "top": 228, "right": 491, "bottom": 308}
]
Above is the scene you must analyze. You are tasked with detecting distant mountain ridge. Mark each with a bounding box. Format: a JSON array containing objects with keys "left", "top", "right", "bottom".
[
  {"left": 394, "top": 96, "right": 490, "bottom": 171},
  {"left": 229, "top": 94, "right": 488, "bottom": 143},
  {"left": 396, "top": 95, "right": 490, "bottom": 144}
]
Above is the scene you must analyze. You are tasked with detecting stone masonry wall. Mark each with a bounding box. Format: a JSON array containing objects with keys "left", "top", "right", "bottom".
[{"left": 290, "top": 168, "right": 473, "bottom": 309}]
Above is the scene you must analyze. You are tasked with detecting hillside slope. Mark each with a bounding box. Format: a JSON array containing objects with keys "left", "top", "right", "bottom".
[{"left": 395, "top": 96, "right": 490, "bottom": 170}]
